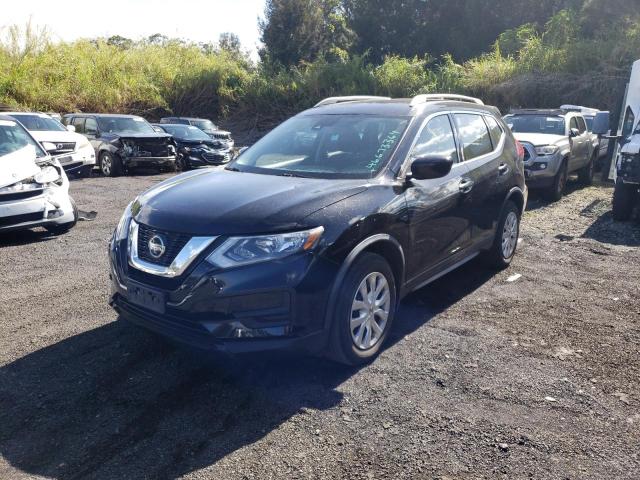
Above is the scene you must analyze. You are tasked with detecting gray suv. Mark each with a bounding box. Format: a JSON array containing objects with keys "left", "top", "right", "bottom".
[{"left": 504, "top": 109, "right": 597, "bottom": 201}]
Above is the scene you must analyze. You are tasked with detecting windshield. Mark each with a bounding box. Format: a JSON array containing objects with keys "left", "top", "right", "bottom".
[
  {"left": 162, "top": 125, "right": 211, "bottom": 140},
  {"left": 11, "top": 113, "right": 66, "bottom": 132},
  {"left": 97, "top": 116, "right": 155, "bottom": 135},
  {"left": 505, "top": 115, "right": 565, "bottom": 135},
  {"left": 0, "top": 119, "right": 47, "bottom": 158},
  {"left": 231, "top": 114, "right": 409, "bottom": 179},
  {"left": 192, "top": 119, "right": 216, "bottom": 131}
]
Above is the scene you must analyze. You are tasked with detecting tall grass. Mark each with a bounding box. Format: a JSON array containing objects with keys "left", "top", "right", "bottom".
[{"left": 1, "top": 10, "right": 638, "bottom": 137}]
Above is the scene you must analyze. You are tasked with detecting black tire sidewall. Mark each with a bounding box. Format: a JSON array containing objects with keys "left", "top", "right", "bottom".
[
  {"left": 612, "top": 179, "right": 635, "bottom": 221},
  {"left": 330, "top": 253, "right": 397, "bottom": 365}
]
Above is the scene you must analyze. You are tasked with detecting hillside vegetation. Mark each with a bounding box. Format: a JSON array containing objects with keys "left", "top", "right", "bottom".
[{"left": 1, "top": 2, "right": 638, "bottom": 140}]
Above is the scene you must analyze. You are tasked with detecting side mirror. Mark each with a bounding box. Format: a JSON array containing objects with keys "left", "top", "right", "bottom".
[
  {"left": 570, "top": 128, "right": 580, "bottom": 138},
  {"left": 66, "top": 125, "right": 76, "bottom": 132},
  {"left": 41, "top": 141, "right": 58, "bottom": 153},
  {"left": 410, "top": 155, "right": 453, "bottom": 180},
  {"left": 152, "top": 126, "right": 164, "bottom": 133},
  {"left": 592, "top": 111, "right": 610, "bottom": 135}
]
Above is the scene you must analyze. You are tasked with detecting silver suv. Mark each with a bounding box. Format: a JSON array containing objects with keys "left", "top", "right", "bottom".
[{"left": 504, "top": 109, "right": 597, "bottom": 201}]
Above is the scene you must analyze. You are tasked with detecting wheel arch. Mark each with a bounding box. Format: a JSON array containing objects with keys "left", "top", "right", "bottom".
[
  {"left": 323, "top": 234, "right": 405, "bottom": 329},
  {"left": 504, "top": 186, "right": 526, "bottom": 217}
]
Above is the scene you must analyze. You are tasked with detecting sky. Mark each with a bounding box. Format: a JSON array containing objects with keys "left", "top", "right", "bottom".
[{"left": 2, "top": 0, "right": 266, "bottom": 58}]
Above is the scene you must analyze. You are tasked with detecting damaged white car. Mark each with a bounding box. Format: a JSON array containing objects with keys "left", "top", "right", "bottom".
[{"left": 0, "top": 116, "right": 78, "bottom": 235}]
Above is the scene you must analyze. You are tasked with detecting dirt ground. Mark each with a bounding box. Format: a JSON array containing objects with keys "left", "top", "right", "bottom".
[{"left": 0, "top": 173, "right": 638, "bottom": 480}]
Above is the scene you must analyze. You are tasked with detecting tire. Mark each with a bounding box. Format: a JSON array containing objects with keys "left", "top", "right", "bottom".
[
  {"left": 327, "top": 253, "right": 397, "bottom": 366},
  {"left": 175, "top": 154, "right": 186, "bottom": 172},
  {"left": 46, "top": 197, "right": 78, "bottom": 235},
  {"left": 612, "top": 179, "right": 636, "bottom": 221},
  {"left": 100, "top": 152, "right": 122, "bottom": 177},
  {"left": 482, "top": 201, "right": 520, "bottom": 270},
  {"left": 544, "top": 159, "right": 568, "bottom": 202},
  {"left": 578, "top": 151, "right": 596, "bottom": 186}
]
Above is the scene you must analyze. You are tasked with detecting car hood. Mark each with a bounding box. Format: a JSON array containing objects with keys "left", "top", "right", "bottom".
[
  {"left": 512, "top": 132, "right": 566, "bottom": 146},
  {"left": 135, "top": 168, "right": 368, "bottom": 235},
  {"left": 105, "top": 132, "right": 172, "bottom": 140},
  {"left": 29, "top": 130, "right": 83, "bottom": 144},
  {"left": 0, "top": 146, "right": 42, "bottom": 188}
]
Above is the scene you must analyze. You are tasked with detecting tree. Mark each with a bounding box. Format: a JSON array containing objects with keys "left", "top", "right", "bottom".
[
  {"left": 106, "top": 35, "right": 133, "bottom": 50},
  {"left": 260, "top": 0, "right": 353, "bottom": 66},
  {"left": 219, "top": 32, "right": 242, "bottom": 55}
]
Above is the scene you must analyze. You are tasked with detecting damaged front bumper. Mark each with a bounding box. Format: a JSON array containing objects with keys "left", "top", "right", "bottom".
[
  {"left": 121, "top": 155, "right": 177, "bottom": 169},
  {"left": 0, "top": 178, "right": 75, "bottom": 232}
]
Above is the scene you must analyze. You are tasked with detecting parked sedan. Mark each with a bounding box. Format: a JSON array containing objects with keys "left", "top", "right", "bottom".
[
  {"left": 109, "top": 94, "right": 527, "bottom": 365},
  {"left": 0, "top": 116, "right": 77, "bottom": 234},
  {"left": 152, "top": 124, "right": 232, "bottom": 169},
  {"left": 159, "top": 117, "right": 234, "bottom": 149},
  {"left": 7, "top": 112, "right": 96, "bottom": 177}
]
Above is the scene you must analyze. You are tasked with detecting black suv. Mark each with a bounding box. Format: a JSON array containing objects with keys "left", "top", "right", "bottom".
[
  {"left": 109, "top": 95, "right": 527, "bottom": 365},
  {"left": 62, "top": 114, "right": 177, "bottom": 176},
  {"left": 152, "top": 124, "right": 232, "bottom": 169},
  {"left": 159, "top": 117, "right": 234, "bottom": 149}
]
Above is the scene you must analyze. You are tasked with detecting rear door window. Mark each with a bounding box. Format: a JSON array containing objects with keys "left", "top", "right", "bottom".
[
  {"left": 72, "top": 117, "right": 85, "bottom": 134},
  {"left": 412, "top": 115, "right": 459, "bottom": 162},
  {"left": 453, "top": 113, "right": 493, "bottom": 161}
]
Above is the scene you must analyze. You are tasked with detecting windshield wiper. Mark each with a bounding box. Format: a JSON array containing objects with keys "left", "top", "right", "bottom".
[
  {"left": 225, "top": 166, "right": 240, "bottom": 172},
  {"left": 278, "top": 172, "right": 306, "bottom": 178}
]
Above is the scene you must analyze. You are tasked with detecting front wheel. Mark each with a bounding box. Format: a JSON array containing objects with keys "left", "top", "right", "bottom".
[
  {"left": 327, "top": 253, "right": 397, "bottom": 366},
  {"left": 578, "top": 151, "right": 596, "bottom": 186},
  {"left": 612, "top": 179, "right": 636, "bottom": 221},
  {"left": 483, "top": 201, "right": 520, "bottom": 270},
  {"left": 544, "top": 159, "right": 568, "bottom": 202},
  {"left": 100, "top": 152, "right": 122, "bottom": 177}
]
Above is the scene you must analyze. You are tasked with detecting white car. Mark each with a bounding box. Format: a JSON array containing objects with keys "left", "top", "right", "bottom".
[
  {"left": 7, "top": 112, "right": 96, "bottom": 177},
  {"left": 0, "top": 116, "right": 77, "bottom": 234}
]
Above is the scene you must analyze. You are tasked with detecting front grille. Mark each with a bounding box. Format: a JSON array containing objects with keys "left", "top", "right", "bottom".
[
  {"left": 130, "top": 140, "right": 170, "bottom": 157},
  {"left": 202, "top": 151, "right": 229, "bottom": 163},
  {"left": 51, "top": 142, "right": 75, "bottom": 155},
  {"left": 137, "top": 223, "right": 191, "bottom": 267},
  {"left": 0, "top": 189, "right": 43, "bottom": 202},
  {"left": 0, "top": 211, "right": 43, "bottom": 227},
  {"left": 212, "top": 133, "right": 230, "bottom": 141}
]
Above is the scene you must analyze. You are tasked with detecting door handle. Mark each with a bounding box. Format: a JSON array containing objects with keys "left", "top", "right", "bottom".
[
  {"left": 498, "top": 163, "right": 510, "bottom": 175},
  {"left": 459, "top": 178, "right": 474, "bottom": 194}
]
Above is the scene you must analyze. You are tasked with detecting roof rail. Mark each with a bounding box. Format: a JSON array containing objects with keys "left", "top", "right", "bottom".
[
  {"left": 410, "top": 94, "right": 484, "bottom": 107},
  {"left": 314, "top": 96, "right": 391, "bottom": 108}
]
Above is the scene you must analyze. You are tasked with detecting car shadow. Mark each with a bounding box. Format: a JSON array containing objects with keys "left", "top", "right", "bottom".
[
  {"left": 581, "top": 210, "right": 640, "bottom": 246},
  {"left": 524, "top": 178, "right": 584, "bottom": 211},
  {"left": 0, "top": 228, "right": 58, "bottom": 247},
  {"left": 0, "top": 259, "right": 496, "bottom": 479}
]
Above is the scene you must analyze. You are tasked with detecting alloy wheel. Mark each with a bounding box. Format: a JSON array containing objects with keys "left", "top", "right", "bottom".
[
  {"left": 350, "top": 272, "right": 391, "bottom": 350},
  {"left": 101, "top": 155, "right": 112, "bottom": 176},
  {"left": 501, "top": 211, "right": 519, "bottom": 259}
]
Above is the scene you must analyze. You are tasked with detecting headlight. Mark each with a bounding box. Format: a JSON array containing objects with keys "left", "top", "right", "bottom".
[
  {"left": 206, "top": 227, "right": 324, "bottom": 268},
  {"left": 114, "top": 202, "right": 133, "bottom": 241},
  {"left": 34, "top": 166, "right": 61, "bottom": 184},
  {"left": 535, "top": 145, "right": 559, "bottom": 156}
]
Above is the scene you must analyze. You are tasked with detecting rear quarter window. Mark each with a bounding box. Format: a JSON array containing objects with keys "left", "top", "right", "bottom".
[{"left": 484, "top": 116, "right": 504, "bottom": 149}]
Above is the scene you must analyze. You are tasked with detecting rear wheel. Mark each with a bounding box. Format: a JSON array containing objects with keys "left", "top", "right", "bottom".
[
  {"left": 328, "top": 253, "right": 397, "bottom": 366},
  {"left": 483, "top": 201, "right": 520, "bottom": 270},
  {"left": 544, "top": 159, "right": 568, "bottom": 202},
  {"left": 578, "top": 151, "right": 596, "bottom": 186},
  {"left": 612, "top": 179, "right": 636, "bottom": 221},
  {"left": 100, "top": 152, "right": 122, "bottom": 177}
]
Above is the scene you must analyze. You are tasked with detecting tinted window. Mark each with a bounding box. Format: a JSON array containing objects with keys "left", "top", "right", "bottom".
[
  {"left": 85, "top": 118, "right": 98, "bottom": 135},
  {"left": 192, "top": 119, "right": 217, "bottom": 130},
  {"left": 72, "top": 117, "right": 85, "bottom": 133},
  {"left": 0, "top": 119, "right": 47, "bottom": 158},
  {"left": 10, "top": 114, "right": 66, "bottom": 132},
  {"left": 412, "top": 115, "right": 458, "bottom": 162},
  {"left": 233, "top": 114, "right": 410, "bottom": 179},
  {"left": 484, "top": 116, "right": 504, "bottom": 149},
  {"left": 162, "top": 125, "right": 210, "bottom": 140},
  {"left": 96, "top": 116, "right": 155, "bottom": 134},
  {"left": 622, "top": 107, "right": 635, "bottom": 137},
  {"left": 505, "top": 115, "right": 565, "bottom": 135},
  {"left": 577, "top": 117, "right": 587, "bottom": 134},
  {"left": 454, "top": 113, "right": 493, "bottom": 160}
]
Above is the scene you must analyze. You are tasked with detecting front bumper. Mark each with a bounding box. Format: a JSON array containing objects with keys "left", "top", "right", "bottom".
[
  {"left": 185, "top": 150, "right": 232, "bottom": 167},
  {"left": 123, "top": 156, "right": 177, "bottom": 168},
  {"left": 108, "top": 233, "right": 337, "bottom": 354},
  {"left": 55, "top": 145, "right": 96, "bottom": 173},
  {"left": 523, "top": 149, "right": 563, "bottom": 189},
  {"left": 0, "top": 179, "right": 75, "bottom": 232}
]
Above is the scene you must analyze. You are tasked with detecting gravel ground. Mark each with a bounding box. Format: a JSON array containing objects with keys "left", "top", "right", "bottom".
[{"left": 0, "top": 173, "right": 639, "bottom": 480}]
